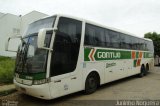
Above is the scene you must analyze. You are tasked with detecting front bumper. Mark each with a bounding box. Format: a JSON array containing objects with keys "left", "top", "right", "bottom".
[{"left": 14, "top": 79, "right": 51, "bottom": 100}]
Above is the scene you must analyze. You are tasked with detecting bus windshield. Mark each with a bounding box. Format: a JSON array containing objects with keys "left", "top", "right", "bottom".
[{"left": 15, "top": 16, "right": 56, "bottom": 74}]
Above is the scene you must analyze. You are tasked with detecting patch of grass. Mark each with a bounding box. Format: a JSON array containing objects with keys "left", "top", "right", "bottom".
[
  {"left": 0, "top": 89, "right": 17, "bottom": 97},
  {"left": 0, "top": 56, "right": 15, "bottom": 83}
]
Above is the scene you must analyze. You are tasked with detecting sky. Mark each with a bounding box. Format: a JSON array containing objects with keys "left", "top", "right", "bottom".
[{"left": 0, "top": 0, "right": 160, "bottom": 38}]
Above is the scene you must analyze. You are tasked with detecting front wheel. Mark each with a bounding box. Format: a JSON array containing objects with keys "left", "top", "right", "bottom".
[{"left": 85, "top": 73, "right": 99, "bottom": 94}]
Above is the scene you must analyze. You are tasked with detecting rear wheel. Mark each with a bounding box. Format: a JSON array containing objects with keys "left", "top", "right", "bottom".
[
  {"left": 139, "top": 65, "right": 146, "bottom": 77},
  {"left": 146, "top": 64, "right": 149, "bottom": 72},
  {"left": 85, "top": 73, "right": 99, "bottom": 94}
]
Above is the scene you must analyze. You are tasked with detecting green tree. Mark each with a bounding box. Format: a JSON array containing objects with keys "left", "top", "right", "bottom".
[{"left": 144, "top": 32, "right": 160, "bottom": 56}]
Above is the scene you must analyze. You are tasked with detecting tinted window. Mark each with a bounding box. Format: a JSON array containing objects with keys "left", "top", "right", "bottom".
[
  {"left": 84, "top": 24, "right": 96, "bottom": 45},
  {"left": 136, "top": 39, "right": 143, "bottom": 50},
  {"left": 105, "top": 30, "right": 111, "bottom": 47},
  {"left": 144, "top": 41, "right": 147, "bottom": 50},
  {"left": 84, "top": 23, "right": 151, "bottom": 51},
  {"left": 50, "top": 17, "right": 82, "bottom": 76},
  {"left": 96, "top": 27, "right": 105, "bottom": 47},
  {"left": 139, "top": 39, "right": 144, "bottom": 50},
  {"left": 120, "top": 34, "right": 126, "bottom": 49},
  {"left": 125, "top": 35, "right": 132, "bottom": 49},
  {"left": 147, "top": 41, "right": 154, "bottom": 52},
  {"left": 132, "top": 37, "right": 138, "bottom": 50},
  {"left": 131, "top": 38, "right": 148, "bottom": 50},
  {"left": 84, "top": 24, "right": 105, "bottom": 47},
  {"left": 108, "top": 30, "right": 120, "bottom": 48},
  {"left": 136, "top": 38, "right": 140, "bottom": 50}
]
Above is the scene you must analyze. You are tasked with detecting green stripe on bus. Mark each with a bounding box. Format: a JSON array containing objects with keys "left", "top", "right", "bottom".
[
  {"left": 134, "top": 60, "right": 137, "bottom": 67},
  {"left": 143, "top": 52, "right": 153, "bottom": 58},
  {"left": 16, "top": 72, "right": 46, "bottom": 80},
  {"left": 84, "top": 48, "right": 153, "bottom": 61},
  {"left": 136, "top": 52, "right": 139, "bottom": 58},
  {"left": 84, "top": 48, "right": 92, "bottom": 61}
]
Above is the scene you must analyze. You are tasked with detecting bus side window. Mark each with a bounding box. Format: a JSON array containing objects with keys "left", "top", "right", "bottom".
[
  {"left": 139, "top": 39, "right": 144, "bottom": 50},
  {"left": 108, "top": 30, "right": 120, "bottom": 48},
  {"left": 105, "top": 29, "right": 110, "bottom": 47},
  {"left": 95, "top": 27, "right": 105, "bottom": 47},
  {"left": 120, "top": 34, "right": 126, "bottom": 49},
  {"left": 124, "top": 35, "right": 132, "bottom": 49},
  {"left": 147, "top": 41, "right": 154, "bottom": 52},
  {"left": 144, "top": 41, "right": 148, "bottom": 51},
  {"left": 128, "top": 36, "right": 133, "bottom": 49},
  {"left": 137, "top": 39, "right": 141, "bottom": 50},
  {"left": 132, "top": 37, "right": 137, "bottom": 50},
  {"left": 84, "top": 24, "right": 96, "bottom": 46},
  {"left": 84, "top": 24, "right": 106, "bottom": 47}
]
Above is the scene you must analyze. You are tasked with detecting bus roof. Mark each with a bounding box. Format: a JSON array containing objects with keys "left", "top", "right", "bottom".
[
  {"left": 56, "top": 14, "right": 152, "bottom": 42},
  {"left": 30, "top": 14, "right": 153, "bottom": 42}
]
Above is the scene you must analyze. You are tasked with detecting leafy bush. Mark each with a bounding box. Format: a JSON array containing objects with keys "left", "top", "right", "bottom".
[{"left": 0, "top": 56, "right": 15, "bottom": 83}]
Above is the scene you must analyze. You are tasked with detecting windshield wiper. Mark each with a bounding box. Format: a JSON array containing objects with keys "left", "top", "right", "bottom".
[{"left": 15, "top": 42, "right": 30, "bottom": 74}]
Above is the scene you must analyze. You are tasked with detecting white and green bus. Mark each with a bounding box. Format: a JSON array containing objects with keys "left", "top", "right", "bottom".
[{"left": 5, "top": 14, "right": 154, "bottom": 100}]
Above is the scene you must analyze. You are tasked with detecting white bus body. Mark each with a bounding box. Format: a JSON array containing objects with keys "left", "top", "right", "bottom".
[{"left": 6, "top": 14, "right": 154, "bottom": 100}]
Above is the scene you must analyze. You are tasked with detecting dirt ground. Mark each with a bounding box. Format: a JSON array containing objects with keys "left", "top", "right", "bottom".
[{"left": 0, "top": 67, "right": 160, "bottom": 106}]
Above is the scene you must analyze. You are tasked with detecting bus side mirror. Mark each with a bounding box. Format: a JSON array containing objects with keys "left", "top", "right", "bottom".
[
  {"left": 5, "top": 36, "right": 22, "bottom": 52},
  {"left": 37, "top": 28, "right": 56, "bottom": 51}
]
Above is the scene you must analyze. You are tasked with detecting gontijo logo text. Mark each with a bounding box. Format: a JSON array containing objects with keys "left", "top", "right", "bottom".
[
  {"left": 84, "top": 48, "right": 130, "bottom": 61},
  {"left": 88, "top": 48, "right": 121, "bottom": 61},
  {"left": 97, "top": 52, "right": 121, "bottom": 59}
]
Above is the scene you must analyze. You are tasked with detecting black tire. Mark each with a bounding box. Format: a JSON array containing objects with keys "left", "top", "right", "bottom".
[
  {"left": 84, "top": 73, "right": 99, "bottom": 94},
  {"left": 139, "top": 65, "right": 146, "bottom": 77},
  {"left": 146, "top": 64, "right": 149, "bottom": 72}
]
